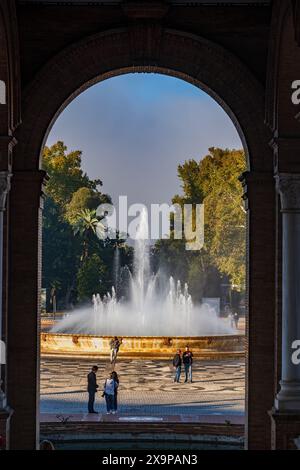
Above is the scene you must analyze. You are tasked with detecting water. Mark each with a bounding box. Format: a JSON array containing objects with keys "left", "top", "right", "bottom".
[
  {"left": 113, "top": 245, "right": 120, "bottom": 291},
  {"left": 52, "top": 209, "right": 234, "bottom": 337}
]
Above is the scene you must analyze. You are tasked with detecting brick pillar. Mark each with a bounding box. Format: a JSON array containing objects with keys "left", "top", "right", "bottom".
[
  {"left": 0, "top": 171, "right": 12, "bottom": 404},
  {"left": 6, "top": 170, "right": 46, "bottom": 450},
  {"left": 241, "top": 171, "right": 276, "bottom": 450},
  {"left": 0, "top": 136, "right": 14, "bottom": 449}
]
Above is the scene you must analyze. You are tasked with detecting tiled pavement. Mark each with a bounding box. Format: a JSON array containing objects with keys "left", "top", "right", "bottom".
[{"left": 40, "top": 357, "right": 245, "bottom": 417}]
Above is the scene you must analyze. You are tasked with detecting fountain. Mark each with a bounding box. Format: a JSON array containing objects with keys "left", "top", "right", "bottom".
[{"left": 41, "top": 209, "right": 244, "bottom": 357}]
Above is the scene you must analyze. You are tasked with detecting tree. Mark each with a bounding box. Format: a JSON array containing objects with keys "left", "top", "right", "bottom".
[
  {"left": 42, "top": 141, "right": 114, "bottom": 309},
  {"left": 173, "top": 159, "right": 204, "bottom": 204},
  {"left": 42, "top": 141, "right": 102, "bottom": 208},
  {"left": 152, "top": 238, "right": 191, "bottom": 281},
  {"left": 77, "top": 254, "right": 107, "bottom": 301},
  {"left": 42, "top": 196, "right": 81, "bottom": 309},
  {"left": 73, "top": 208, "right": 105, "bottom": 260},
  {"left": 197, "top": 148, "right": 246, "bottom": 288},
  {"left": 154, "top": 147, "right": 246, "bottom": 298},
  {"left": 65, "top": 187, "right": 111, "bottom": 224}
]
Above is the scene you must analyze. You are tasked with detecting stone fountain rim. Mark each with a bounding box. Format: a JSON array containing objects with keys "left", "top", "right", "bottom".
[{"left": 43, "top": 333, "right": 244, "bottom": 340}]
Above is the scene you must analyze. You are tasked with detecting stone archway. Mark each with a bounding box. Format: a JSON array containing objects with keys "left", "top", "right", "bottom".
[
  {"left": 7, "top": 26, "right": 276, "bottom": 450},
  {"left": 17, "top": 27, "right": 271, "bottom": 171}
]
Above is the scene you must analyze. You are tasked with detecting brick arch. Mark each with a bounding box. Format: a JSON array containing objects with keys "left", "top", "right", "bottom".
[
  {"left": 265, "top": 0, "right": 291, "bottom": 132},
  {"left": 0, "top": 0, "right": 21, "bottom": 137},
  {"left": 15, "top": 27, "right": 272, "bottom": 172},
  {"left": 8, "top": 25, "right": 277, "bottom": 450}
]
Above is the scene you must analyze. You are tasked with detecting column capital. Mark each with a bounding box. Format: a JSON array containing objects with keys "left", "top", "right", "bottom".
[
  {"left": 275, "top": 173, "right": 300, "bottom": 212},
  {"left": 12, "top": 169, "right": 47, "bottom": 180},
  {"left": 240, "top": 170, "right": 275, "bottom": 185},
  {"left": 239, "top": 171, "right": 275, "bottom": 211},
  {"left": 0, "top": 171, "right": 11, "bottom": 212},
  {"left": 0, "top": 135, "right": 17, "bottom": 151}
]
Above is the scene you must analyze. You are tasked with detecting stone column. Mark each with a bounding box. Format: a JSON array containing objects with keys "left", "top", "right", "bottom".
[
  {"left": 0, "top": 171, "right": 11, "bottom": 409},
  {"left": 275, "top": 173, "right": 300, "bottom": 411}
]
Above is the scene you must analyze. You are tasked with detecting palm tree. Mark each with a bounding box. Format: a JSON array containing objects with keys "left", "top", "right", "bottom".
[{"left": 73, "top": 209, "right": 105, "bottom": 259}]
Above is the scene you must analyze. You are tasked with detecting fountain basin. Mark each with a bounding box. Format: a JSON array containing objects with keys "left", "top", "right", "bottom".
[{"left": 40, "top": 333, "right": 245, "bottom": 359}]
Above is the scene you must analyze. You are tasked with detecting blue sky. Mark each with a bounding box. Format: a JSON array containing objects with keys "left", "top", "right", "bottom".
[{"left": 47, "top": 73, "right": 242, "bottom": 209}]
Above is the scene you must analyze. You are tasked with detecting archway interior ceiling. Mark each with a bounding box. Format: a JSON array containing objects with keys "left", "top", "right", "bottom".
[
  {"left": 15, "top": 0, "right": 272, "bottom": 172},
  {"left": 17, "top": 1, "right": 271, "bottom": 91}
]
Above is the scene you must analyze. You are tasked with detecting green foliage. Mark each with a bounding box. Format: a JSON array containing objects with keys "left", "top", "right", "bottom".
[
  {"left": 73, "top": 208, "right": 100, "bottom": 238},
  {"left": 77, "top": 254, "right": 107, "bottom": 301},
  {"left": 173, "top": 159, "right": 204, "bottom": 204},
  {"left": 199, "top": 148, "right": 246, "bottom": 288},
  {"left": 73, "top": 208, "right": 106, "bottom": 260},
  {"left": 42, "top": 141, "right": 102, "bottom": 207},
  {"left": 154, "top": 147, "right": 246, "bottom": 296},
  {"left": 65, "top": 187, "right": 111, "bottom": 224},
  {"left": 152, "top": 238, "right": 190, "bottom": 281},
  {"left": 42, "top": 141, "right": 116, "bottom": 309},
  {"left": 43, "top": 140, "right": 245, "bottom": 311},
  {"left": 42, "top": 197, "right": 81, "bottom": 308}
]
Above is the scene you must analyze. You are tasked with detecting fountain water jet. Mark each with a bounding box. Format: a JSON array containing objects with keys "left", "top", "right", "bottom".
[{"left": 52, "top": 208, "right": 234, "bottom": 337}]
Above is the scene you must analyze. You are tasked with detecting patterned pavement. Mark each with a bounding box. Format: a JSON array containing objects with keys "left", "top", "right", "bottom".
[{"left": 40, "top": 357, "right": 245, "bottom": 417}]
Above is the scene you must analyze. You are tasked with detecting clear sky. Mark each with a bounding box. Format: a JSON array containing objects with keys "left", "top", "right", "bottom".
[{"left": 46, "top": 73, "right": 242, "bottom": 210}]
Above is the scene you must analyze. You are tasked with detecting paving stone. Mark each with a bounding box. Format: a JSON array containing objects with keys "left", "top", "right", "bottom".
[{"left": 40, "top": 357, "right": 245, "bottom": 416}]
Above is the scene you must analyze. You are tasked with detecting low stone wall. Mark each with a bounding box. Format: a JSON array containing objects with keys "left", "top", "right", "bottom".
[
  {"left": 40, "top": 333, "right": 245, "bottom": 358},
  {"left": 40, "top": 421, "right": 245, "bottom": 444}
]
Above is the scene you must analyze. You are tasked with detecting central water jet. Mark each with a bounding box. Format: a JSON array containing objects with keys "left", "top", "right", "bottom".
[{"left": 52, "top": 208, "right": 234, "bottom": 337}]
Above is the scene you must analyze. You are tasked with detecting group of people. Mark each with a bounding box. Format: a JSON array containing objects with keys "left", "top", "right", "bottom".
[
  {"left": 87, "top": 366, "right": 119, "bottom": 415},
  {"left": 87, "top": 335, "right": 123, "bottom": 414},
  {"left": 172, "top": 346, "right": 193, "bottom": 383},
  {"left": 87, "top": 339, "right": 195, "bottom": 415}
]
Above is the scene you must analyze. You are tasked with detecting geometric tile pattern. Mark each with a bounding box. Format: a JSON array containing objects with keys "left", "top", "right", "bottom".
[{"left": 40, "top": 357, "right": 245, "bottom": 416}]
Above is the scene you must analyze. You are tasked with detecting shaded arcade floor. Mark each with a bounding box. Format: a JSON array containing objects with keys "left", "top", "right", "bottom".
[{"left": 40, "top": 357, "right": 245, "bottom": 418}]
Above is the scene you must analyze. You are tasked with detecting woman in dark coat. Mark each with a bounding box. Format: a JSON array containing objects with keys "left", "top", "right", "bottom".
[{"left": 111, "top": 370, "right": 119, "bottom": 413}]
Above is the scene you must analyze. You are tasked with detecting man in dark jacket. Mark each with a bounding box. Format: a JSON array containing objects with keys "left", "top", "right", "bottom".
[
  {"left": 172, "top": 349, "right": 182, "bottom": 383},
  {"left": 182, "top": 346, "right": 193, "bottom": 383},
  {"left": 87, "top": 365, "right": 99, "bottom": 413}
]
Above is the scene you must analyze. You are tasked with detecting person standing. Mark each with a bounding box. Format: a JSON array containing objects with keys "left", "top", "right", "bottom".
[
  {"left": 114, "top": 337, "right": 122, "bottom": 363},
  {"left": 172, "top": 349, "right": 182, "bottom": 383},
  {"left": 103, "top": 372, "right": 118, "bottom": 414},
  {"left": 111, "top": 370, "right": 120, "bottom": 413},
  {"left": 228, "top": 312, "right": 235, "bottom": 329},
  {"left": 110, "top": 336, "right": 122, "bottom": 364},
  {"left": 109, "top": 337, "right": 116, "bottom": 363},
  {"left": 183, "top": 346, "right": 193, "bottom": 383},
  {"left": 50, "top": 286, "right": 57, "bottom": 320},
  {"left": 87, "top": 365, "right": 99, "bottom": 413}
]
